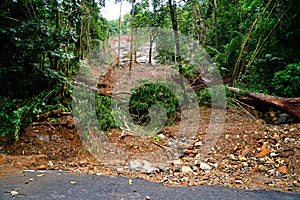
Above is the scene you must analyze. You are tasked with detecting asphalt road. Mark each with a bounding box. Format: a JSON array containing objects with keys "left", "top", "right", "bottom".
[{"left": 0, "top": 170, "right": 299, "bottom": 200}]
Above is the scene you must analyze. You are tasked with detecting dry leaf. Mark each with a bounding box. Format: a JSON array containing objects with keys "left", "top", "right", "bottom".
[
  {"left": 11, "top": 191, "right": 19, "bottom": 196},
  {"left": 36, "top": 174, "right": 44, "bottom": 177},
  {"left": 251, "top": 167, "right": 259, "bottom": 173},
  {"left": 257, "top": 149, "right": 270, "bottom": 157},
  {"left": 129, "top": 179, "right": 133, "bottom": 184},
  {"left": 37, "top": 164, "right": 46, "bottom": 170},
  {"left": 261, "top": 143, "right": 267, "bottom": 151},
  {"left": 277, "top": 166, "right": 288, "bottom": 174}
]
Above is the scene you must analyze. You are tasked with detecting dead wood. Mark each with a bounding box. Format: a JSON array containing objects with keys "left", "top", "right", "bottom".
[
  {"left": 228, "top": 87, "right": 300, "bottom": 119},
  {"left": 192, "top": 74, "right": 232, "bottom": 91},
  {"left": 39, "top": 109, "right": 71, "bottom": 119}
]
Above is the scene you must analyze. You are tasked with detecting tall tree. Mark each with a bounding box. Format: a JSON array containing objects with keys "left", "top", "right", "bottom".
[{"left": 129, "top": 0, "right": 136, "bottom": 76}]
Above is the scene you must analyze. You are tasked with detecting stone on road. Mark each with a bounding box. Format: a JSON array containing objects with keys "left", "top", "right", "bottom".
[{"left": 0, "top": 170, "right": 299, "bottom": 200}]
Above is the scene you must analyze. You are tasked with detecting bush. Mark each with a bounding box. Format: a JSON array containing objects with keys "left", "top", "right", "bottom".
[
  {"left": 0, "top": 97, "right": 21, "bottom": 141},
  {"left": 95, "top": 94, "right": 118, "bottom": 130},
  {"left": 272, "top": 63, "right": 300, "bottom": 97},
  {"left": 129, "top": 82, "right": 180, "bottom": 126},
  {"left": 0, "top": 89, "right": 62, "bottom": 141}
]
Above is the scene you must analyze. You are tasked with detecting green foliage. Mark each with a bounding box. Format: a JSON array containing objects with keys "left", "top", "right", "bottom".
[
  {"left": 0, "top": 97, "right": 21, "bottom": 141},
  {"left": 95, "top": 94, "right": 118, "bottom": 131},
  {"left": 236, "top": 65, "right": 271, "bottom": 94},
  {"left": 0, "top": 0, "right": 110, "bottom": 140},
  {"left": 272, "top": 63, "right": 300, "bottom": 97},
  {"left": 0, "top": 89, "right": 57, "bottom": 141},
  {"left": 196, "top": 85, "right": 228, "bottom": 107},
  {"left": 196, "top": 88, "right": 211, "bottom": 106},
  {"left": 129, "top": 82, "right": 180, "bottom": 126}
]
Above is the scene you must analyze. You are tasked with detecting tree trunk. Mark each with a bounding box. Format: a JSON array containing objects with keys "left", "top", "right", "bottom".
[
  {"left": 213, "top": 0, "right": 218, "bottom": 48},
  {"left": 192, "top": 74, "right": 232, "bottom": 90},
  {"left": 149, "top": 33, "right": 153, "bottom": 64},
  {"left": 168, "top": 0, "right": 181, "bottom": 63},
  {"left": 148, "top": 29, "right": 159, "bottom": 64},
  {"left": 118, "top": 0, "right": 122, "bottom": 65},
  {"left": 168, "top": 0, "right": 187, "bottom": 103},
  {"left": 129, "top": 0, "right": 135, "bottom": 77},
  {"left": 228, "top": 87, "right": 300, "bottom": 119}
]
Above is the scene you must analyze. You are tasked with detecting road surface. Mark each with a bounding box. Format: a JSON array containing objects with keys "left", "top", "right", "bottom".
[{"left": 0, "top": 170, "right": 299, "bottom": 199}]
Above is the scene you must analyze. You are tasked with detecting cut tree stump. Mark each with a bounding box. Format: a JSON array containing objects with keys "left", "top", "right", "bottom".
[{"left": 228, "top": 87, "right": 300, "bottom": 120}]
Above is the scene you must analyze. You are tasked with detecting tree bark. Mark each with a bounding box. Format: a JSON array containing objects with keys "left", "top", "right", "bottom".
[
  {"left": 228, "top": 87, "right": 300, "bottom": 119},
  {"left": 118, "top": 0, "right": 122, "bottom": 65},
  {"left": 168, "top": 0, "right": 187, "bottom": 103},
  {"left": 192, "top": 74, "right": 232, "bottom": 90},
  {"left": 213, "top": 0, "right": 218, "bottom": 48},
  {"left": 129, "top": 0, "right": 135, "bottom": 76}
]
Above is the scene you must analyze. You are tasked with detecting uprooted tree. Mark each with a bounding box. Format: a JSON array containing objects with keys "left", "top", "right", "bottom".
[{"left": 227, "top": 87, "right": 300, "bottom": 120}]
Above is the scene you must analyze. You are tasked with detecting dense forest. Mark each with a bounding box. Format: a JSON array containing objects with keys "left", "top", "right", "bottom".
[{"left": 1, "top": 0, "right": 300, "bottom": 141}]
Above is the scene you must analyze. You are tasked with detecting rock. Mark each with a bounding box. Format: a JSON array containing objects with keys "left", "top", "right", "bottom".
[
  {"left": 258, "top": 165, "right": 268, "bottom": 172},
  {"left": 227, "top": 154, "right": 238, "bottom": 161},
  {"left": 129, "top": 160, "right": 159, "bottom": 174},
  {"left": 270, "top": 152, "right": 279, "bottom": 157},
  {"left": 268, "top": 169, "right": 275, "bottom": 175},
  {"left": 157, "top": 134, "right": 166, "bottom": 139},
  {"left": 258, "top": 158, "right": 266, "bottom": 163},
  {"left": 0, "top": 153, "right": 8, "bottom": 165},
  {"left": 200, "top": 162, "right": 212, "bottom": 171},
  {"left": 129, "top": 160, "right": 142, "bottom": 171},
  {"left": 172, "top": 159, "right": 183, "bottom": 166},
  {"left": 194, "top": 141, "right": 203, "bottom": 147},
  {"left": 252, "top": 173, "right": 273, "bottom": 184},
  {"left": 275, "top": 113, "right": 289, "bottom": 124},
  {"left": 235, "top": 180, "right": 244, "bottom": 184},
  {"left": 36, "top": 134, "right": 50, "bottom": 142},
  {"left": 157, "top": 164, "right": 168, "bottom": 172},
  {"left": 238, "top": 155, "right": 247, "bottom": 161},
  {"left": 277, "top": 166, "right": 288, "bottom": 174},
  {"left": 212, "top": 162, "right": 218, "bottom": 169},
  {"left": 241, "top": 162, "right": 248, "bottom": 167},
  {"left": 48, "top": 161, "right": 54, "bottom": 167},
  {"left": 182, "top": 166, "right": 193, "bottom": 174},
  {"left": 116, "top": 168, "right": 124, "bottom": 173},
  {"left": 141, "top": 160, "right": 159, "bottom": 174},
  {"left": 192, "top": 166, "right": 198, "bottom": 172},
  {"left": 241, "top": 147, "right": 250, "bottom": 157}
]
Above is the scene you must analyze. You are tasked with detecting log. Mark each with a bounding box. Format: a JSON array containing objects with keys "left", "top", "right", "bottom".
[
  {"left": 228, "top": 87, "right": 300, "bottom": 119},
  {"left": 39, "top": 109, "right": 71, "bottom": 119},
  {"left": 192, "top": 74, "right": 232, "bottom": 91},
  {"left": 74, "top": 81, "right": 130, "bottom": 99}
]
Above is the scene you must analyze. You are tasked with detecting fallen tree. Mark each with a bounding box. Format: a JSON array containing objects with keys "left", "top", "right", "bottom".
[
  {"left": 192, "top": 74, "right": 232, "bottom": 91},
  {"left": 227, "top": 87, "right": 300, "bottom": 120}
]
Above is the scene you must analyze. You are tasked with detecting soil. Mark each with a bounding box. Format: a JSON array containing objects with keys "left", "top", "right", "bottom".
[{"left": 0, "top": 36, "right": 299, "bottom": 194}]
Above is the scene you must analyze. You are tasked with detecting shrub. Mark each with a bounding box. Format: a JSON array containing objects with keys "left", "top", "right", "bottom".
[
  {"left": 272, "top": 63, "right": 300, "bottom": 97},
  {"left": 0, "top": 97, "right": 21, "bottom": 141},
  {"left": 129, "top": 82, "right": 180, "bottom": 126},
  {"left": 95, "top": 94, "right": 118, "bottom": 131}
]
